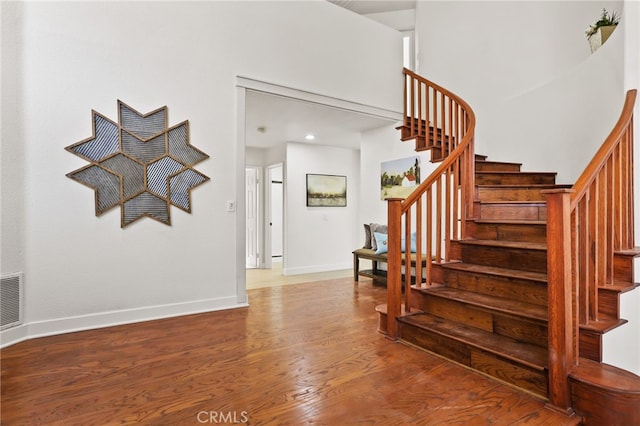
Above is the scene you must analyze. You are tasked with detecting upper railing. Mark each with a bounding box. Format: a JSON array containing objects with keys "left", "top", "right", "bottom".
[
  {"left": 545, "top": 89, "right": 637, "bottom": 412},
  {"left": 386, "top": 69, "right": 476, "bottom": 338}
]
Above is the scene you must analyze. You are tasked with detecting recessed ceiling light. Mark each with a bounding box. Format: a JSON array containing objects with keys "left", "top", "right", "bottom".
[{"left": 305, "top": 134, "right": 315, "bottom": 140}]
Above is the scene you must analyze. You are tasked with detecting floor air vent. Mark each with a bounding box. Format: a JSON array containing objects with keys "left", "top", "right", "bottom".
[{"left": 1, "top": 273, "right": 23, "bottom": 330}]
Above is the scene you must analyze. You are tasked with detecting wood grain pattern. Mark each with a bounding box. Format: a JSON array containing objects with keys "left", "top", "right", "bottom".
[{"left": 1, "top": 278, "right": 580, "bottom": 425}]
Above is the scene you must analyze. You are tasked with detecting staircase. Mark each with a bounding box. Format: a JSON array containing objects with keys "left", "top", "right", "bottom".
[{"left": 378, "top": 69, "right": 640, "bottom": 425}]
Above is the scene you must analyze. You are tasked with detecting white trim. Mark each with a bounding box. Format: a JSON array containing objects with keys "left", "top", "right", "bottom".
[
  {"left": 236, "top": 86, "right": 249, "bottom": 305},
  {"left": 236, "top": 75, "right": 403, "bottom": 122},
  {"left": 283, "top": 263, "right": 351, "bottom": 276},
  {"left": 236, "top": 76, "right": 402, "bottom": 295},
  {"left": 0, "top": 297, "right": 247, "bottom": 349}
]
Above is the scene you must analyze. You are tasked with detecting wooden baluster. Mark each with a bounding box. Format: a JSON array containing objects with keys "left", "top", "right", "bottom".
[
  {"left": 440, "top": 91, "right": 445, "bottom": 158},
  {"left": 578, "top": 198, "right": 589, "bottom": 325},
  {"left": 436, "top": 176, "right": 442, "bottom": 263},
  {"left": 433, "top": 90, "right": 438, "bottom": 151},
  {"left": 404, "top": 74, "right": 408, "bottom": 129},
  {"left": 624, "top": 125, "right": 634, "bottom": 247},
  {"left": 448, "top": 97, "right": 453, "bottom": 153},
  {"left": 596, "top": 172, "right": 606, "bottom": 312},
  {"left": 544, "top": 189, "right": 575, "bottom": 415},
  {"left": 588, "top": 182, "right": 598, "bottom": 323},
  {"left": 605, "top": 157, "right": 614, "bottom": 284},
  {"left": 426, "top": 188, "right": 433, "bottom": 286},
  {"left": 629, "top": 120, "right": 635, "bottom": 246},
  {"left": 453, "top": 158, "right": 460, "bottom": 241},
  {"left": 413, "top": 77, "right": 418, "bottom": 139},
  {"left": 445, "top": 165, "right": 452, "bottom": 262},
  {"left": 386, "top": 198, "right": 403, "bottom": 340},
  {"left": 425, "top": 85, "right": 430, "bottom": 143},
  {"left": 416, "top": 194, "right": 423, "bottom": 287},
  {"left": 417, "top": 81, "right": 423, "bottom": 140},
  {"left": 408, "top": 208, "right": 412, "bottom": 300}
]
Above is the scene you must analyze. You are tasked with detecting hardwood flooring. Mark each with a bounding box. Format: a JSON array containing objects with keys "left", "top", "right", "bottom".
[
  {"left": 246, "top": 262, "right": 352, "bottom": 289},
  {"left": 1, "top": 277, "right": 580, "bottom": 425}
]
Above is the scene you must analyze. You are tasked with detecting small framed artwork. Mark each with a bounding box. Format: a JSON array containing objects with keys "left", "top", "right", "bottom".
[
  {"left": 306, "top": 174, "right": 347, "bottom": 207},
  {"left": 380, "top": 156, "right": 421, "bottom": 200}
]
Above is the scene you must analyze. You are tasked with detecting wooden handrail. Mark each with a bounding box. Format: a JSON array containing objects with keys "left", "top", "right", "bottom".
[
  {"left": 386, "top": 69, "right": 476, "bottom": 339},
  {"left": 571, "top": 90, "right": 638, "bottom": 208},
  {"left": 545, "top": 89, "right": 637, "bottom": 412}
]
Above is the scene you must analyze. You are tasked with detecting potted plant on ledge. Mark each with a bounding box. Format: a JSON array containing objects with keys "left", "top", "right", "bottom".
[{"left": 586, "top": 8, "right": 620, "bottom": 53}]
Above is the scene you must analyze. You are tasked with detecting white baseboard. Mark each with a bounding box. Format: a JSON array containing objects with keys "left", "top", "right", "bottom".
[
  {"left": 283, "top": 262, "right": 351, "bottom": 276},
  {"left": 0, "top": 296, "right": 248, "bottom": 349}
]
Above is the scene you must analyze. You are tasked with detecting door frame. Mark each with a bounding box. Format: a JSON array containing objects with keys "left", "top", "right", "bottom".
[
  {"left": 235, "top": 76, "right": 402, "bottom": 300},
  {"left": 245, "top": 166, "right": 261, "bottom": 269}
]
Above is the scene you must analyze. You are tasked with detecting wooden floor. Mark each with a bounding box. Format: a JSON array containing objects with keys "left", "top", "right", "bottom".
[
  {"left": 1, "top": 277, "right": 580, "bottom": 425},
  {"left": 246, "top": 261, "right": 352, "bottom": 289}
]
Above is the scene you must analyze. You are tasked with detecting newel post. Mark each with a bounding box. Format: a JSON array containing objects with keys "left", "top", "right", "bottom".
[
  {"left": 544, "top": 189, "right": 575, "bottom": 414},
  {"left": 386, "top": 198, "right": 403, "bottom": 340}
]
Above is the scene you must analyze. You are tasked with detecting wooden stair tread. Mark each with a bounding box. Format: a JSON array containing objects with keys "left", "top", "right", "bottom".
[
  {"left": 420, "top": 286, "right": 548, "bottom": 322},
  {"left": 571, "top": 357, "right": 640, "bottom": 393},
  {"left": 476, "top": 171, "right": 557, "bottom": 176},
  {"left": 479, "top": 200, "right": 546, "bottom": 205},
  {"left": 600, "top": 281, "right": 640, "bottom": 293},
  {"left": 460, "top": 239, "right": 547, "bottom": 251},
  {"left": 441, "top": 262, "right": 547, "bottom": 282},
  {"left": 476, "top": 160, "right": 522, "bottom": 167},
  {"left": 477, "top": 184, "right": 571, "bottom": 189},
  {"left": 615, "top": 247, "right": 640, "bottom": 256},
  {"left": 473, "top": 219, "right": 546, "bottom": 225},
  {"left": 579, "top": 318, "right": 627, "bottom": 334},
  {"left": 398, "top": 312, "right": 548, "bottom": 370}
]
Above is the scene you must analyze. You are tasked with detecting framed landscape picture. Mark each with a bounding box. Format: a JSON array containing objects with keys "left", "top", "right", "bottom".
[
  {"left": 306, "top": 174, "right": 347, "bottom": 207},
  {"left": 381, "top": 156, "right": 421, "bottom": 200}
]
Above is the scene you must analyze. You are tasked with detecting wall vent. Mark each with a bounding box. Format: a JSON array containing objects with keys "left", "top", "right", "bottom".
[{"left": 1, "top": 273, "right": 23, "bottom": 330}]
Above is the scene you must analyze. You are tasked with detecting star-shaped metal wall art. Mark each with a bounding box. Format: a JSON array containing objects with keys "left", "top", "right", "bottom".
[{"left": 66, "top": 101, "right": 210, "bottom": 227}]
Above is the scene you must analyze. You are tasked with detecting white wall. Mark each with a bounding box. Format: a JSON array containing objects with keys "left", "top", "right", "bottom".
[
  {"left": 0, "top": 1, "right": 23, "bottom": 277},
  {"left": 359, "top": 124, "right": 436, "bottom": 227},
  {"left": 0, "top": 1, "right": 402, "bottom": 345},
  {"left": 284, "top": 143, "right": 360, "bottom": 275},
  {"left": 416, "top": 0, "right": 624, "bottom": 181}
]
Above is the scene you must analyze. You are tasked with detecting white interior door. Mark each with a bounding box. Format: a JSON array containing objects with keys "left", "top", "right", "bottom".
[
  {"left": 245, "top": 167, "right": 259, "bottom": 268},
  {"left": 268, "top": 165, "right": 283, "bottom": 263}
]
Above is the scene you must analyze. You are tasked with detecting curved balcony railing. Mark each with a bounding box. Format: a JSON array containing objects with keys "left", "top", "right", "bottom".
[{"left": 386, "top": 69, "right": 476, "bottom": 338}]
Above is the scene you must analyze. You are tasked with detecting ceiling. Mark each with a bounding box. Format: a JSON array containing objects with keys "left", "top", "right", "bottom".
[
  {"left": 245, "top": 1, "right": 415, "bottom": 152},
  {"left": 245, "top": 91, "right": 396, "bottom": 150},
  {"left": 327, "top": 1, "right": 416, "bottom": 15}
]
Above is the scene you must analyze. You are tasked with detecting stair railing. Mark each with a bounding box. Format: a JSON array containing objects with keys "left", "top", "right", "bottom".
[
  {"left": 386, "top": 69, "right": 476, "bottom": 339},
  {"left": 545, "top": 89, "right": 637, "bottom": 412}
]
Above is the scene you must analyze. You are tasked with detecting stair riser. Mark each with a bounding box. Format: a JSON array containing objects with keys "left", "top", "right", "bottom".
[
  {"left": 467, "top": 221, "right": 547, "bottom": 243},
  {"left": 597, "top": 288, "right": 620, "bottom": 320},
  {"left": 443, "top": 268, "right": 548, "bottom": 306},
  {"left": 475, "top": 162, "right": 522, "bottom": 172},
  {"left": 478, "top": 203, "right": 547, "bottom": 221},
  {"left": 398, "top": 323, "right": 548, "bottom": 397},
  {"left": 613, "top": 253, "right": 636, "bottom": 282},
  {"left": 579, "top": 330, "right": 602, "bottom": 362},
  {"left": 416, "top": 296, "right": 548, "bottom": 348},
  {"left": 457, "top": 244, "right": 547, "bottom": 274},
  {"left": 475, "top": 173, "right": 556, "bottom": 185},
  {"left": 477, "top": 187, "right": 548, "bottom": 202}
]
